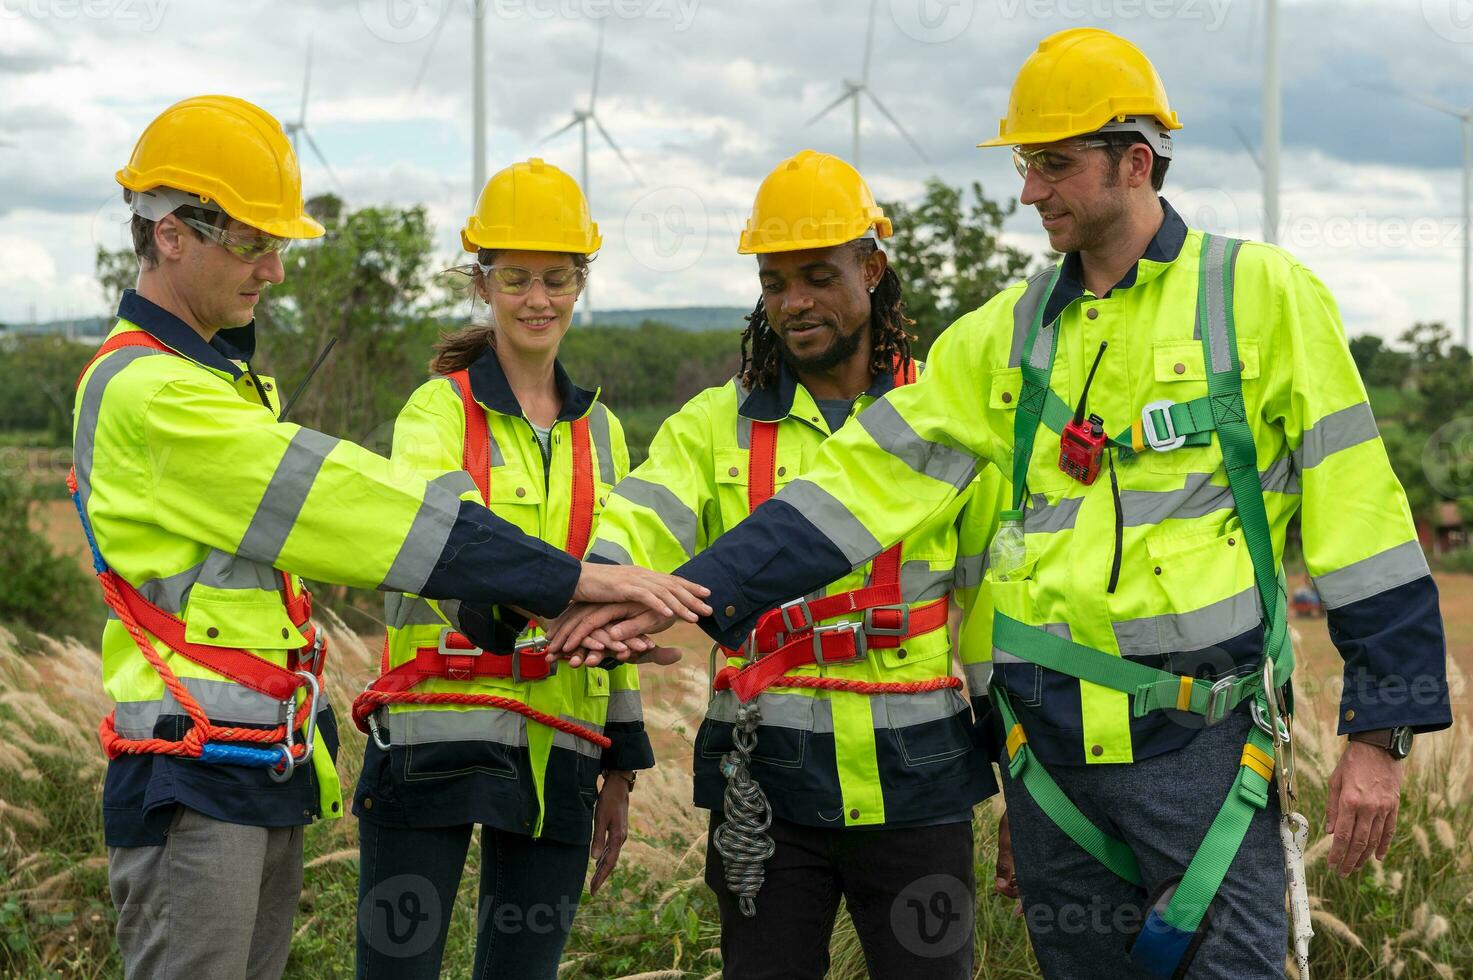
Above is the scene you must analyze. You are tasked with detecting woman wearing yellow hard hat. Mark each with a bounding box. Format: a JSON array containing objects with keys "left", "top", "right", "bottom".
[{"left": 351, "top": 159, "right": 653, "bottom": 979}]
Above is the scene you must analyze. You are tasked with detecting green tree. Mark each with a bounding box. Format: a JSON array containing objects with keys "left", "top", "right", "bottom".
[
  {"left": 880, "top": 179, "right": 1034, "bottom": 352},
  {"left": 0, "top": 335, "right": 95, "bottom": 445}
]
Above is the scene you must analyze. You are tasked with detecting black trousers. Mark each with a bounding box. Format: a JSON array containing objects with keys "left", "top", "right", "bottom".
[{"left": 705, "top": 812, "right": 975, "bottom": 980}]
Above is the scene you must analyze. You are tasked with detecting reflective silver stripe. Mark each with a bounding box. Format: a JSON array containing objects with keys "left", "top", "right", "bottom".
[
  {"left": 735, "top": 414, "right": 753, "bottom": 451},
  {"left": 963, "top": 662, "right": 993, "bottom": 692},
  {"left": 1011, "top": 270, "right": 1055, "bottom": 367},
  {"left": 1026, "top": 494, "right": 1082, "bottom": 533},
  {"left": 587, "top": 538, "right": 634, "bottom": 566},
  {"left": 588, "top": 403, "right": 616, "bottom": 483},
  {"left": 379, "top": 481, "right": 463, "bottom": 594},
  {"left": 708, "top": 690, "right": 832, "bottom": 732},
  {"left": 993, "top": 621, "right": 1071, "bottom": 664},
  {"left": 901, "top": 560, "right": 954, "bottom": 603},
  {"left": 1028, "top": 318, "right": 1057, "bottom": 371},
  {"left": 394, "top": 706, "right": 526, "bottom": 746},
  {"left": 430, "top": 469, "right": 480, "bottom": 498},
  {"left": 1196, "top": 233, "right": 1233, "bottom": 364},
  {"left": 856, "top": 399, "right": 977, "bottom": 491},
  {"left": 1121, "top": 473, "right": 1234, "bottom": 527},
  {"left": 1260, "top": 455, "right": 1300, "bottom": 495},
  {"left": 137, "top": 562, "right": 203, "bottom": 615},
  {"left": 871, "top": 687, "right": 970, "bottom": 729},
  {"left": 197, "top": 549, "right": 279, "bottom": 591},
  {"left": 439, "top": 598, "right": 464, "bottom": 631},
  {"left": 1295, "top": 402, "right": 1379, "bottom": 470},
  {"left": 73, "top": 344, "right": 172, "bottom": 515},
  {"left": 776, "top": 479, "right": 882, "bottom": 566},
  {"left": 1313, "top": 540, "right": 1430, "bottom": 609},
  {"left": 610, "top": 476, "right": 697, "bottom": 559},
  {"left": 384, "top": 592, "right": 446, "bottom": 629},
  {"left": 953, "top": 551, "right": 989, "bottom": 591},
  {"left": 111, "top": 676, "right": 324, "bottom": 738},
  {"left": 604, "top": 689, "right": 643, "bottom": 724},
  {"left": 237, "top": 428, "right": 340, "bottom": 564},
  {"left": 554, "top": 717, "right": 606, "bottom": 760},
  {"left": 1111, "top": 586, "right": 1262, "bottom": 659}
]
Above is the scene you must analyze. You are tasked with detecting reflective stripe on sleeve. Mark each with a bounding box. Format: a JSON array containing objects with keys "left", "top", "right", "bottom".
[
  {"left": 609, "top": 476, "right": 698, "bottom": 559},
  {"left": 775, "top": 479, "right": 883, "bottom": 566},
  {"left": 237, "top": 428, "right": 340, "bottom": 564},
  {"left": 1294, "top": 402, "right": 1379, "bottom": 470},
  {"left": 1312, "top": 540, "right": 1430, "bottom": 609},
  {"left": 379, "top": 481, "right": 463, "bottom": 594},
  {"left": 855, "top": 398, "right": 977, "bottom": 491}
]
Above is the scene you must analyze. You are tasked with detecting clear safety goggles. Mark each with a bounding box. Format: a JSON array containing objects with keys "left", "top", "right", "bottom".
[
  {"left": 1011, "top": 139, "right": 1113, "bottom": 183},
  {"left": 180, "top": 216, "right": 293, "bottom": 263},
  {"left": 477, "top": 263, "right": 585, "bottom": 297}
]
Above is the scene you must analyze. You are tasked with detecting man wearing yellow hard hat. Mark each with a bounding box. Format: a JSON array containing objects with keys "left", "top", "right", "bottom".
[
  {"left": 584, "top": 149, "right": 1003, "bottom": 978},
  {"left": 552, "top": 28, "right": 1450, "bottom": 980},
  {"left": 83, "top": 95, "right": 707, "bottom": 978}
]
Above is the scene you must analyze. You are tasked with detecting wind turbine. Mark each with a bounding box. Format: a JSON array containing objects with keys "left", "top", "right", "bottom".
[
  {"left": 542, "top": 19, "right": 642, "bottom": 324},
  {"left": 283, "top": 39, "right": 341, "bottom": 192},
  {"left": 806, "top": 0, "right": 928, "bottom": 170},
  {"left": 1388, "top": 88, "right": 1472, "bottom": 350},
  {"left": 1262, "top": 0, "right": 1280, "bottom": 246}
]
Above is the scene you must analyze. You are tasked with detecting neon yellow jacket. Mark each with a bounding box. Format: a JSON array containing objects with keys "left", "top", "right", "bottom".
[
  {"left": 677, "top": 203, "right": 1450, "bottom": 766},
  {"left": 591, "top": 361, "right": 1004, "bottom": 827},
  {"left": 353, "top": 349, "right": 651, "bottom": 843}
]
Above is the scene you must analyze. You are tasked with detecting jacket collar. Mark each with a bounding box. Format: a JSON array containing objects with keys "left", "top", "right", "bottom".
[
  {"left": 466, "top": 345, "right": 597, "bottom": 422},
  {"left": 1040, "top": 197, "right": 1188, "bottom": 327},
  {"left": 737, "top": 357, "right": 898, "bottom": 422},
  {"left": 116, "top": 289, "right": 255, "bottom": 380}
]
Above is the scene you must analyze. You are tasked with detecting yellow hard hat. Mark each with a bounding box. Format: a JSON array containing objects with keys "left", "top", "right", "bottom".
[
  {"left": 978, "top": 28, "right": 1181, "bottom": 152},
  {"left": 738, "top": 149, "right": 892, "bottom": 255},
  {"left": 462, "top": 158, "right": 601, "bottom": 254},
  {"left": 116, "top": 95, "right": 324, "bottom": 239}
]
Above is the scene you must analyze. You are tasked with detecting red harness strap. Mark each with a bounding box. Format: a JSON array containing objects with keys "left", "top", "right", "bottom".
[
  {"left": 714, "top": 355, "right": 960, "bottom": 703},
  {"left": 73, "top": 332, "right": 324, "bottom": 764},
  {"left": 351, "top": 369, "right": 611, "bottom": 750}
]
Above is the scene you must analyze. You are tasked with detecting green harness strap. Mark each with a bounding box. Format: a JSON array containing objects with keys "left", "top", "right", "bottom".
[{"left": 996, "top": 233, "right": 1291, "bottom": 938}]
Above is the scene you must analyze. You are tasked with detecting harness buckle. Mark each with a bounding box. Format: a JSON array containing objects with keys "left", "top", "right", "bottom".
[
  {"left": 811, "top": 621, "right": 866, "bottom": 666},
  {"left": 512, "top": 635, "right": 554, "bottom": 683},
  {"left": 1141, "top": 399, "right": 1187, "bottom": 452},
  {"left": 437, "top": 627, "right": 483, "bottom": 659},
  {"left": 862, "top": 604, "right": 910, "bottom": 638},
  {"left": 1203, "top": 675, "right": 1235, "bottom": 725},
  {"left": 779, "top": 597, "right": 814, "bottom": 635}
]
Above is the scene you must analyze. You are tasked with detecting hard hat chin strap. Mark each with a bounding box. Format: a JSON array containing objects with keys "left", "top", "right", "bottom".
[{"left": 127, "top": 186, "right": 225, "bottom": 222}]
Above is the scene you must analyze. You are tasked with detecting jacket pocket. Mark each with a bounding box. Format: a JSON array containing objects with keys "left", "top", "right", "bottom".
[
  {"left": 183, "top": 584, "right": 305, "bottom": 649},
  {"left": 984, "top": 555, "right": 1043, "bottom": 707},
  {"left": 990, "top": 366, "right": 1070, "bottom": 494},
  {"left": 1142, "top": 341, "right": 1259, "bottom": 476}
]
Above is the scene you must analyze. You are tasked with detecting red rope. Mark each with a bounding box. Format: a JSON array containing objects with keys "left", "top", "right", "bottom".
[
  {"left": 761, "top": 675, "right": 962, "bottom": 697},
  {"left": 353, "top": 690, "right": 611, "bottom": 750}
]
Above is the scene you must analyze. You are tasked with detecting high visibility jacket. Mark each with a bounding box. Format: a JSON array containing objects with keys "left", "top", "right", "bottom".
[
  {"left": 677, "top": 201, "right": 1451, "bottom": 766},
  {"left": 590, "top": 360, "right": 1004, "bottom": 828},
  {"left": 78, "top": 291, "right": 584, "bottom": 846},
  {"left": 353, "top": 349, "right": 652, "bottom": 844}
]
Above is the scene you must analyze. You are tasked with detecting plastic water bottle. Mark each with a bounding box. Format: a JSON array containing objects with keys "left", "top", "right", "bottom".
[{"left": 990, "top": 509, "right": 1027, "bottom": 582}]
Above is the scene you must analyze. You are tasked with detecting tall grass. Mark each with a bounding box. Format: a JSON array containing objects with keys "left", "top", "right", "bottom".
[{"left": 1, "top": 619, "right": 1468, "bottom": 978}]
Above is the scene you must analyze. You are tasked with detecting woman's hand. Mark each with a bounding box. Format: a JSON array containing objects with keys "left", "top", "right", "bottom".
[{"left": 589, "top": 771, "right": 633, "bottom": 895}]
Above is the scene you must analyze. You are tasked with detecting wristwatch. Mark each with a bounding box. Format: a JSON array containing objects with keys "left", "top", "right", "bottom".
[{"left": 1348, "top": 726, "right": 1414, "bottom": 760}]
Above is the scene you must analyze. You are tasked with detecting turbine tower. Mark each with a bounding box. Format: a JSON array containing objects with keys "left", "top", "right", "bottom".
[{"left": 283, "top": 39, "right": 340, "bottom": 192}]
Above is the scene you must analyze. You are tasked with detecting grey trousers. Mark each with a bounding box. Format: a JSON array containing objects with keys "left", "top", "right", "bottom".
[
  {"left": 108, "top": 805, "right": 306, "bottom": 980},
  {"left": 1000, "top": 712, "right": 1287, "bottom": 979}
]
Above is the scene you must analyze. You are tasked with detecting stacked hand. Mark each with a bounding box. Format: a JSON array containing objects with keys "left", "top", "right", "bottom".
[{"left": 548, "top": 563, "right": 707, "bottom": 668}]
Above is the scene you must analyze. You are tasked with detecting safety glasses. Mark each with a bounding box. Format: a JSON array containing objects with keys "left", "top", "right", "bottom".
[
  {"left": 1012, "top": 139, "right": 1113, "bottom": 183},
  {"left": 180, "top": 216, "right": 293, "bottom": 262},
  {"left": 479, "top": 264, "right": 585, "bottom": 297}
]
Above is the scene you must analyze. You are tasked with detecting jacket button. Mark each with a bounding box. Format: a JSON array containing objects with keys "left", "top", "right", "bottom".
[
  {"left": 1227, "top": 538, "right": 1235, "bottom": 546},
  {"left": 263, "top": 382, "right": 273, "bottom": 391},
  {"left": 777, "top": 466, "right": 786, "bottom": 477},
  {"left": 896, "top": 648, "right": 907, "bottom": 659},
  {"left": 1153, "top": 566, "right": 1162, "bottom": 576},
  {"left": 1344, "top": 709, "right": 1356, "bottom": 722},
  {"left": 1001, "top": 391, "right": 1013, "bottom": 404},
  {"left": 811, "top": 417, "right": 821, "bottom": 424},
  {"left": 1173, "top": 362, "right": 1186, "bottom": 375},
  {"left": 850, "top": 808, "right": 861, "bottom": 819},
  {"left": 724, "top": 605, "right": 736, "bottom": 618},
  {"left": 1091, "top": 744, "right": 1104, "bottom": 757},
  {"left": 516, "top": 487, "right": 526, "bottom": 498},
  {"left": 728, "top": 467, "right": 739, "bottom": 477},
  {"left": 331, "top": 801, "right": 340, "bottom": 813},
  {"left": 363, "top": 797, "right": 373, "bottom": 810},
  {"left": 281, "top": 627, "right": 291, "bottom": 639},
  {"left": 599, "top": 496, "right": 607, "bottom": 506},
  {"left": 206, "top": 626, "right": 219, "bottom": 638},
  {"left": 1086, "top": 307, "right": 1099, "bottom": 320}
]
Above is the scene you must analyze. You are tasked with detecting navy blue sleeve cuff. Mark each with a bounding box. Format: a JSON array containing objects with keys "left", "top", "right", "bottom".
[
  {"left": 420, "top": 499, "right": 581, "bottom": 619},
  {"left": 1329, "top": 574, "right": 1451, "bottom": 734},
  {"left": 601, "top": 724, "right": 655, "bottom": 771}
]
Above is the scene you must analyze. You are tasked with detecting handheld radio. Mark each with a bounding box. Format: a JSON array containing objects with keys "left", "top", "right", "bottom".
[{"left": 1058, "top": 341, "right": 1109, "bottom": 485}]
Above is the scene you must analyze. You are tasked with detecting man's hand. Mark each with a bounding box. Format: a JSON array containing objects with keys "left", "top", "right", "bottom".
[
  {"left": 547, "top": 602, "right": 679, "bottom": 659},
  {"left": 1325, "top": 739, "right": 1404, "bottom": 876},
  {"left": 994, "top": 810, "right": 1022, "bottom": 916},
  {"left": 573, "top": 562, "right": 711, "bottom": 623},
  {"left": 588, "top": 772, "right": 632, "bottom": 895}
]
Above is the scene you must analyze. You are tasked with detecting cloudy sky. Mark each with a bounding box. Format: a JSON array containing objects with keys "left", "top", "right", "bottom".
[{"left": 2, "top": 0, "right": 1472, "bottom": 342}]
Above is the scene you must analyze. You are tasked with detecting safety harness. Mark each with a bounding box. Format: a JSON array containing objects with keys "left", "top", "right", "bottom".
[
  {"left": 350, "top": 369, "right": 611, "bottom": 752},
  {"left": 70, "top": 331, "right": 326, "bottom": 786},
  {"left": 995, "top": 234, "right": 1308, "bottom": 977},
  {"left": 710, "top": 356, "right": 965, "bottom": 916}
]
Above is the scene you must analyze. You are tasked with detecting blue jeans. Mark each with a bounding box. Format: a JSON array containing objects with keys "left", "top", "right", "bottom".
[
  {"left": 1000, "top": 712, "right": 1287, "bottom": 979},
  {"left": 356, "top": 820, "right": 586, "bottom": 980}
]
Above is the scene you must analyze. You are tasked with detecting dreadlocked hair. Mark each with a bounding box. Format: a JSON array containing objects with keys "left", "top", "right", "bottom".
[{"left": 738, "top": 239, "right": 915, "bottom": 391}]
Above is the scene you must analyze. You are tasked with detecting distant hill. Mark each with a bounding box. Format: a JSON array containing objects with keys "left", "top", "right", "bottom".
[
  {"left": 1, "top": 316, "right": 109, "bottom": 340},
  {"left": 590, "top": 307, "right": 748, "bottom": 331}
]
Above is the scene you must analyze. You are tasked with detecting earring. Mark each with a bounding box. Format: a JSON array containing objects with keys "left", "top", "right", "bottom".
[{"left": 868, "top": 284, "right": 876, "bottom": 294}]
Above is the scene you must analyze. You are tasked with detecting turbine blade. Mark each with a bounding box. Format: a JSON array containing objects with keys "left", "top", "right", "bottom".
[
  {"left": 589, "top": 19, "right": 606, "bottom": 109},
  {"left": 540, "top": 115, "right": 582, "bottom": 143},
  {"left": 1230, "top": 123, "right": 1262, "bottom": 171},
  {"left": 299, "top": 37, "right": 313, "bottom": 126},
  {"left": 806, "top": 89, "right": 854, "bottom": 127},
  {"left": 303, "top": 130, "right": 341, "bottom": 190},
  {"left": 410, "top": 3, "right": 451, "bottom": 95},
  {"left": 866, "top": 90, "right": 928, "bottom": 161},
  {"left": 861, "top": 0, "right": 878, "bottom": 83},
  {"left": 1359, "top": 81, "right": 1469, "bottom": 119},
  {"left": 592, "top": 115, "right": 642, "bottom": 184}
]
